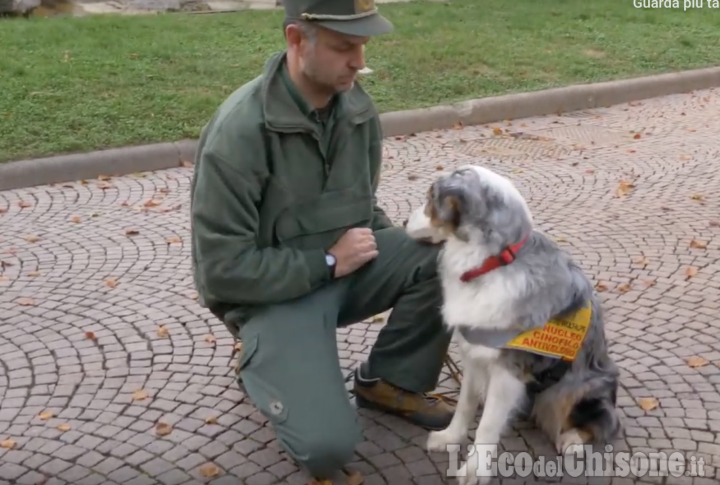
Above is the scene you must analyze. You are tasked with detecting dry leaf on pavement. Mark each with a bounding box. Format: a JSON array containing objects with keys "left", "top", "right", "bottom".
[
  {"left": 199, "top": 464, "right": 220, "bottom": 478},
  {"left": 23, "top": 234, "right": 41, "bottom": 243},
  {"left": 166, "top": 237, "right": 182, "bottom": 244},
  {"left": 125, "top": 229, "right": 140, "bottom": 236},
  {"left": 687, "top": 356, "right": 709, "bottom": 368},
  {"left": 57, "top": 424, "right": 71, "bottom": 431},
  {"left": 105, "top": 278, "right": 118, "bottom": 288},
  {"left": 205, "top": 416, "right": 218, "bottom": 425},
  {"left": 595, "top": 282, "right": 608, "bottom": 292},
  {"left": 205, "top": 335, "right": 217, "bottom": 344},
  {"left": 85, "top": 331, "right": 96, "bottom": 340},
  {"left": 617, "top": 283, "right": 631, "bottom": 293},
  {"left": 16, "top": 297, "right": 35, "bottom": 306},
  {"left": 157, "top": 326, "right": 169, "bottom": 338},
  {"left": 685, "top": 267, "right": 698, "bottom": 280},
  {"left": 234, "top": 342, "right": 242, "bottom": 351},
  {"left": 28, "top": 271, "right": 40, "bottom": 277},
  {"left": 39, "top": 411, "right": 54, "bottom": 420},
  {"left": 156, "top": 422, "right": 172, "bottom": 436},
  {"left": 492, "top": 127, "right": 502, "bottom": 135},
  {"left": 633, "top": 257, "right": 650, "bottom": 267},
  {"left": 689, "top": 240, "right": 707, "bottom": 249},
  {"left": 615, "top": 180, "right": 635, "bottom": 197},
  {"left": 133, "top": 390, "right": 148, "bottom": 401},
  {"left": 0, "top": 439, "right": 16, "bottom": 449},
  {"left": 638, "top": 397, "right": 659, "bottom": 411}
]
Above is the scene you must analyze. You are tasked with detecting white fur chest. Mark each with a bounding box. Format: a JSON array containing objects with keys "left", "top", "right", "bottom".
[{"left": 438, "top": 240, "right": 519, "bottom": 331}]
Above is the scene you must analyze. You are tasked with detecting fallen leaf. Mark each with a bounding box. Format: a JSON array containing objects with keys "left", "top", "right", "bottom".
[
  {"left": 70, "top": 215, "right": 82, "bottom": 223},
  {"left": 125, "top": 229, "right": 139, "bottom": 236},
  {"left": 180, "top": 160, "right": 193, "bottom": 168},
  {"left": 452, "top": 122, "right": 463, "bottom": 130},
  {"left": 492, "top": 127, "right": 503, "bottom": 136},
  {"left": 680, "top": 155, "right": 692, "bottom": 161},
  {"left": 98, "top": 175, "right": 112, "bottom": 181},
  {"left": 156, "top": 422, "right": 172, "bottom": 436},
  {"left": 685, "top": 267, "right": 698, "bottom": 280},
  {"left": 691, "top": 194, "right": 704, "bottom": 201},
  {"left": 0, "top": 439, "right": 16, "bottom": 449},
  {"left": 189, "top": 291, "right": 199, "bottom": 300},
  {"left": 166, "top": 237, "right": 182, "bottom": 244},
  {"left": 616, "top": 180, "right": 635, "bottom": 197},
  {"left": 39, "top": 411, "right": 54, "bottom": 420},
  {"left": 371, "top": 315, "right": 384, "bottom": 323},
  {"left": 595, "top": 282, "right": 609, "bottom": 292},
  {"left": 105, "top": 278, "right": 118, "bottom": 288},
  {"left": 710, "top": 221, "right": 720, "bottom": 227},
  {"left": 0, "top": 207, "right": 7, "bottom": 214},
  {"left": 633, "top": 133, "right": 641, "bottom": 139},
  {"left": 435, "top": 165, "right": 443, "bottom": 170},
  {"left": 643, "top": 279, "right": 656, "bottom": 287},
  {"left": 133, "top": 389, "right": 148, "bottom": 400},
  {"left": 584, "top": 169, "right": 595, "bottom": 174},
  {"left": 85, "top": 331, "right": 96, "bottom": 340},
  {"left": 199, "top": 464, "right": 220, "bottom": 478},
  {"left": 687, "top": 356, "right": 709, "bottom": 368},
  {"left": 16, "top": 297, "right": 35, "bottom": 306},
  {"left": 18, "top": 201, "right": 32, "bottom": 208},
  {"left": 345, "top": 470, "right": 364, "bottom": 485},
  {"left": 57, "top": 424, "right": 71, "bottom": 432},
  {"left": 144, "top": 199, "right": 161, "bottom": 208},
  {"left": 638, "top": 397, "right": 659, "bottom": 411},
  {"left": 0, "top": 276, "right": 7, "bottom": 282},
  {"left": 157, "top": 326, "right": 169, "bottom": 338},
  {"left": 555, "top": 237, "right": 567, "bottom": 243},
  {"left": 28, "top": 271, "right": 41, "bottom": 277},
  {"left": 97, "top": 182, "right": 114, "bottom": 190},
  {"left": 23, "top": 234, "right": 41, "bottom": 243},
  {"left": 205, "top": 334, "right": 217, "bottom": 344},
  {"left": 205, "top": 416, "right": 218, "bottom": 425},
  {"left": 234, "top": 342, "right": 242, "bottom": 351},
  {"left": 689, "top": 240, "right": 707, "bottom": 249},
  {"left": 633, "top": 257, "right": 650, "bottom": 267},
  {"left": 617, "top": 283, "right": 631, "bottom": 293}
]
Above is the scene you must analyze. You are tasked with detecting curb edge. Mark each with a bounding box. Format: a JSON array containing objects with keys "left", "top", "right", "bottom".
[{"left": 2, "top": 65, "right": 720, "bottom": 191}]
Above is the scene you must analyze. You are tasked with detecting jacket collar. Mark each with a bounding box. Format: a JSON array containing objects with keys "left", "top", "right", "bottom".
[{"left": 260, "top": 51, "right": 376, "bottom": 133}]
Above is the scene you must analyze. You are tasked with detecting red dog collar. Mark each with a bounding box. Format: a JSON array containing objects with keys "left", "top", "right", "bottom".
[{"left": 460, "top": 236, "right": 528, "bottom": 283}]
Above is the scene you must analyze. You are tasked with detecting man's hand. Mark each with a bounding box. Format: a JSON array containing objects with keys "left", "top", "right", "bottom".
[{"left": 328, "top": 228, "right": 378, "bottom": 278}]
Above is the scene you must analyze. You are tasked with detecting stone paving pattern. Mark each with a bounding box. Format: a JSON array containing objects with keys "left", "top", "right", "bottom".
[{"left": 1, "top": 88, "right": 720, "bottom": 484}]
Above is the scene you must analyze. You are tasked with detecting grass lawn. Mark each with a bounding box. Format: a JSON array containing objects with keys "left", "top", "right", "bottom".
[{"left": 1, "top": 0, "right": 719, "bottom": 162}]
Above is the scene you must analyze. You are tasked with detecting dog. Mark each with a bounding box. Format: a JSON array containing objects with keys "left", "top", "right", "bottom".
[{"left": 404, "top": 165, "right": 621, "bottom": 485}]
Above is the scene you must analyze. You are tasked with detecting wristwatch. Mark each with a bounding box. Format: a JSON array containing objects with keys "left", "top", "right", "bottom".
[{"left": 325, "top": 252, "right": 337, "bottom": 278}]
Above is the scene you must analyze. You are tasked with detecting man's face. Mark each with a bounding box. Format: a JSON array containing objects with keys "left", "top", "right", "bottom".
[{"left": 291, "top": 24, "right": 369, "bottom": 95}]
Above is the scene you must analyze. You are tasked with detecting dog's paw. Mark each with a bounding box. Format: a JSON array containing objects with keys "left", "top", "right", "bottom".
[
  {"left": 455, "top": 458, "right": 491, "bottom": 485},
  {"left": 426, "top": 429, "right": 464, "bottom": 453},
  {"left": 556, "top": 429, "right": 587, "bottom": 457}
]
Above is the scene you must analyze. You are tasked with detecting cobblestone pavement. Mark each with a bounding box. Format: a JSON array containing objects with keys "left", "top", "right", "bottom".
[{"left": 2, "top": 88, "right": 720, "bottom": 485}]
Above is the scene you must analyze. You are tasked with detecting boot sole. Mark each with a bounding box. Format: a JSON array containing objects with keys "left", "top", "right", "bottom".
[{"left": 353, "top": 392, "right": 451, "bottom": 432}]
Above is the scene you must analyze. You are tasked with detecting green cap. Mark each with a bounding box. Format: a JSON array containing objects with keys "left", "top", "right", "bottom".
[{"left": 283, "top": 0, "right": 393, "bottom": 37}]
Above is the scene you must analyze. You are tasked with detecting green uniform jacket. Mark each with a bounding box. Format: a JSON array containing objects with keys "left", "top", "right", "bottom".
[{"left": 190, "top": 51, "right": 394, "bottom": 321}]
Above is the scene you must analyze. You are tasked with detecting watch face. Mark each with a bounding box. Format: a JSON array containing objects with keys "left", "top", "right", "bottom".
[{"left": 325, "top": 254, "right": 336, "bottom": 265}]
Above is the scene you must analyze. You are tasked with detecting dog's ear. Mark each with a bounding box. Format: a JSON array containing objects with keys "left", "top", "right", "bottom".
[{"left": 426, "top": 177, "right": 464, "bottom": 229}]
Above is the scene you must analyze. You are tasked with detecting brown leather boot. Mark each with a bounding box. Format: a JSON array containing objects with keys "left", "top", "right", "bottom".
[{"left": 352, "top": 366, "right": 454, "bottom": 431}]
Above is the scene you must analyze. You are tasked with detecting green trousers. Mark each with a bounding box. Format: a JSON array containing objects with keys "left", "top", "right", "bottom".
[{"left": 230, "top": 227, "right": 451, "bottom": 478}]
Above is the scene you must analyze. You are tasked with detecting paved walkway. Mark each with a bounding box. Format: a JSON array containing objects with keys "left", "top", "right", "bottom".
[{"left": 1, "top": 88, "right": 719, "bottom": 485}]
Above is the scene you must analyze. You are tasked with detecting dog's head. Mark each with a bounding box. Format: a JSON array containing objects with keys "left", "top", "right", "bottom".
[{"left": 404, "top": 165, "right": 533, "bottom": 247}]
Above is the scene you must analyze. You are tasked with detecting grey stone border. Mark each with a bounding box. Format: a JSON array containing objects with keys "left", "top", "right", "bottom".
[{"left": 2, "top": 65, "right": 720, "bottom": 191}]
